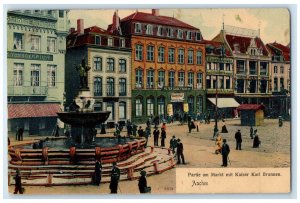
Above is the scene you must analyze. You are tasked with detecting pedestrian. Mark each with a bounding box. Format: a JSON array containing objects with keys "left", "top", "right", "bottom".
[
  {"left": 250, "top": 126, "right": 254, "bottom": 139},
  {"left": 253, "top": 132, "right": 261, "bottom": 148},
  {"left": 145, "top": 126, "right": 151, "bottom": 147},
  {"left": 94, "top": 159, "right": 102, "bottom": 186},
  {"left": 161, "top": 122, "right": 167, "bottom": 131},
  {"left": 221, "top": 119, "right": 228, "bottom": 133},
  {"left": 14, "top": 169, "right": 23, "bottom": 194},
  {"left": 169, "top": 135, "right": 178, "bottom": 155},
  {"left": 8, "top": 137, "right": 11, "bottom": 146},
  {"left": 18, "top": 127, "right": 24, "bottom": 141},
  {"left": 176, "top": 139, "right": 185, "bottom": 164},
  {"left": 215, "top": 133, "right": 223, "bottom": 154},
  {"left": 138, "top": 126, "right": 144, "bottom": 137},
  {"left": 138, "top": 170, "right": 150, "bottom": 193},
  {"left": 153, "top": 126, "right": 160, "bottom": 147},
  {"left": 146, "top": 119, "right": 151, "bottom": 128},
  {"left": 221, "top": 139, "right": 230, "bottom": 167},
  {"left": 188, "top": 120, "right": 196, "bottom": 133},
  {"left": 127, "top": 121, "right": 132, "bottom": 137},
  {"left": 132, "top": 124, "right": 137, "bottom": 136},
  {"left": 235, "top": 129, "right": 242, "bottom": 150},
  {"left": 160, "top": 127, "right": 166, "bottom": 147},
  {"left": 109, "top": 162, "right": 120, "bottom": 194}
]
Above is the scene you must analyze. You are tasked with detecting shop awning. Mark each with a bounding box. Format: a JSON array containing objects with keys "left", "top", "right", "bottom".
[
  {"left": 8, "top": 103, "right": 61, "bottom": 119},
  {"left": 208, "top": 98, "right": 240, "bottom": 108}
]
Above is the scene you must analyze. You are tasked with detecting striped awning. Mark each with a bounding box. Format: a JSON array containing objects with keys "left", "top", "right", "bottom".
[
  {"left": 8, "top": 103, "right": 61, "bottom": 119},
  {"left": 208, "top": 98, "right": 240, "bottom": 108}
]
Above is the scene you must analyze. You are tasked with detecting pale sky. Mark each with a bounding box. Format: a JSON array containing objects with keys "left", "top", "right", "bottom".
[{"left": 68, "top": 8, "right": 290, "bottom": 45}]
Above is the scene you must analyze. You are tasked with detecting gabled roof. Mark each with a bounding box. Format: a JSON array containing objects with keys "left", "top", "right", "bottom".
[
  {"left": 266, "top": 42, "right": 290, "bottom": 61},
  {"left": 69, "top": 26, "right": 109, "bottom": 36},
  {"left": 120, "top": 11, "right": 199, "bottom": 30},
  {"left": 237, "top": 104, "right": 265, "bottom": 111},
  {"left": 201, "top": 39, "right": 232, "bottom": 56},
  {"left": 225, "top": 34, "right": 269, "bottom": 56}
]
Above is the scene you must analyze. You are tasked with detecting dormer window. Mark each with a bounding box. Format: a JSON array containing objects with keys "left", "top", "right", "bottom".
[
  {"left": 146, "top": 24, "right": 153, "bottom": 35},
  {"left": 135, "top": 23, "right": 142, "bottom": 33},
  {"left": 95, "top": 35, "right": 101, "bottom": 45},
  {"left": 167, "top": 28, "right": 173, "bottom": 38},
  {"left": 186, "top": 31, "right": 192, "bottom": 40},
  {"left": 108, "top": 38, "right": 113, "bottom": 46},
  {"left": 177, "top": 29, "right": 183, "bottom": 39},
  {"left": 196, "top": 32, "right": 201, "bottom": 41},
  {"left": 120, "top": 38, "right": 125, "bottom": 48},
  {"left": 233, "top": 43, "right": 240, "bottom": 52},
  {"left": 157, "top": 26, "right": 163, "bottom": 36}
]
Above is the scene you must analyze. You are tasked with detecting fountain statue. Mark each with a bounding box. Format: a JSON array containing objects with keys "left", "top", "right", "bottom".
[{"left": 57, "top": 58, "right": 110, "bottom": 148}]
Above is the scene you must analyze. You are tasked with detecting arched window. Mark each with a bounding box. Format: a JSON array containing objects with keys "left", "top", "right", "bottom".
[
  {"left": 158, "top": 47, "right": 165, "bottom": 62},
  {"left": 147, "top": 69, "right": 154, "bottom": 89},
  {"left": 135, "top": 23, "right": 142, "bottom": 33},
  {"left": 94, "top": 56, "right": 102, "bottom": 71},
  {"left": 188, "top": 96, "right": 194, "bottom": 114},
  {"left": 119, "top": 59, "right": 126, "bottom": 72},
  {"left": 169, "top": 71, "right": 175, "bottom": 88},
  {"left": 158, "top": 96, "right": 165, "bottom": 116},
  {"left": 147, "top": 97, "right": 154, "bottom": 116},
  {"left": 178, "top": 72, "right": 185, "bottom": 87},
  {"left": 196, "top": 50, "right": 202, "bottom": 65},
  {"left": 107, "top": 77, "right": 114, "bottom": 96},
  {"left": 94, "top": 77, "right": 102, "bottom": 96},
  {"left": 135, "top": 97, "right": 143, "bottom": 116},
  {"left": 147, "top": 45, "right": 154, "bottom": 61},
  {"left": 135, "top": 69, "right": 143, "bottom": 88},
  {"left": 135, "top": 44, "right": 143, "bottom": 60},
  {"left": 157, "top": 26, "right": 163, "bottom": 36},
  {"left": 107, "top": 58, "right": 115, "bottom": 72},
  {"left": 177, "top": 29, "right": 183, "bottom": 39},
  {"left": 197, "top": 72, "right": 203, "bottom": 89},
  {"left": 146, "top": 24, "right": 153, "bottom": 35},
  {"left": 119, "top": 102, "right": 126, "bottom": 119},
  {"left": 158, "top": 70, "right": 165, "bottom": 88},
  {"left": 119, "top": 78, "right": 126, "bottom": 96},
  {"left": 188, "top": 72, "right": 194, "bottom": 87}
]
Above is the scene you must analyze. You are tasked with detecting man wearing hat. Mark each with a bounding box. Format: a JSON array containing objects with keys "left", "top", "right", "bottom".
[
  {"left": 94, "top": 159, "right": 102, "bottom": 186},
  {"left": 176, "top": 139, "right": 185, "bottom": 164},
  {"left": 169, "top": 135, "right": 178, "bottom": 155},
  {"left": 109, "top": 162, "right": 120, "bottom": 193},
  {"left": 235, "top": 129, "right": 242, "bottom": 150},
  {"left": 14, "top": 169, "right": 23, "bottom": 194},
  {"left": 138, "top": 170, "right": 148, "bottom": 193},
  {"left": 221, "top": 139, "right": 230, "bottom": 167},
  {"left": 153, "top": 126, "right": 160, "bottom": 146}
]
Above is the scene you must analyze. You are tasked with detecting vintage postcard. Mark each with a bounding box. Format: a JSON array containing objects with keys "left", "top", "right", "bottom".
[{"left": 6, "top": 7, "right": 291, "bottom": 195}]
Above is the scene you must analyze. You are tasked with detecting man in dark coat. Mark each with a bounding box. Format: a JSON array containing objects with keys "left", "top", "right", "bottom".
[
  {"left": 160, "top": 128, "right": 166, "bottom": 147},
  {"left": 138, "top": 170, "right": 148, "bottom": 193},
  {"left": 169, "top": 135, "right": 178, "bottom": 155},
  {"left": 153, "top": 126, "right": 160, "bottom": 146},
  {"left": 221, "top": 139, "right": 230, "bottom": 167},
  {"left": 14, "top": 169, "right": 23, "bottom": 194},
  {"left": 177, "top": 139, "right": 185, "bottom": 164},
  {"left": 18, "top": 127, "right": 24, "bottom": 141},
  {"left": 235, "top": 129, "right": 242, "bottom": 150},
  {"left": 94, "top": 159, "right": 102, "bottom": 186},
  {"left": 253, "top": 132, "right": 261, "bottom": 148},
  {"left": 109, "top": 162, "right": 120, "bottom": 194},
  {"left": 138, "top": 126, "right": 144, "bottom": 137},
  {"left": 250, "top": 126, "right": 254, "bottom": 139}
]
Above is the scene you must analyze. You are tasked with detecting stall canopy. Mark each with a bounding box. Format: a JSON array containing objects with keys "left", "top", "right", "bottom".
[
  {"left": 8, "top": 103, "right": 61, "bottom": 119},
  {"left": 208, "top": 98, "right": 240, "bottom": 108}
]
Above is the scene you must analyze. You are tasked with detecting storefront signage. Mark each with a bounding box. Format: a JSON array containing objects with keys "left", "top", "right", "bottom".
[
  {"left": 164, "top": 86, "right": 192, "bottom": 91},
  {"left": 167, "top": 104, "right": 173, "bottom": 116},
  {"left": 183, "top": 103, "right": 189, "bottom": 113},
  {"left": 7, "top": 51, "right": 53, "bottom": 61},
  {"left": 171, "top": 93, "right": 184, "bottom": 102},
  {"left": 206, "top": 56, "right": 234, "bottom": 64},
  {"left": 8, "top": 16, "right": 56, "bottom": 29}
]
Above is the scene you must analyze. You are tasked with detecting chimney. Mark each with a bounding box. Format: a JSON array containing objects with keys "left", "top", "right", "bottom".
[
  {"left": 152, "top": 9, "right": 159, "bottom": 16},
  {"left": 77, "top": 19, "right": 84, "bottom": 34},
  {"left": 69, "top": 27, "right": 75, "bottom": 34}
]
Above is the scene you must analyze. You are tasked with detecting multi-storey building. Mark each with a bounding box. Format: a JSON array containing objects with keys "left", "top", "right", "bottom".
[
  {"left": 66, "top": 17, "right": 132, "bottom": 126},
  {"left": 212, "top": 26, "right": 272, "bottom": 108},
  {"left": 202, "top": 39, "right": 239, "bottom": 118},
  {"left": 266, "top": 42, "right": 290, "bottom": 117},
  {"left": 116, "top": 10, "right": 206, "bottom": 123},
  {"left": 7, "top": 10, "right": 69, "bottom": 135}
]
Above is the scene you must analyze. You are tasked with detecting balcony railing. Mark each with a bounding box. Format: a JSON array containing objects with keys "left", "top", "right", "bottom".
[
  {"left": 206, "top": 70, "right": 233, "bottom": 76},
  {"left": 207, "top": 89, "right": 234, "bottom": 94},
  {"left": 8, "top": 86, "right": 48, "bottom": 96}
]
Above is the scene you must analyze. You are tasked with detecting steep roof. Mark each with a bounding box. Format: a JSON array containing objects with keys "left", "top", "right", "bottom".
[
  {"left": 201, "top": 39, "right": 232, "bottom": 56},
  {"left": 225, "top": 34, "right": 269, "bottom": 56},
  {"left": 266, "top": 42, "right": 290, "bottom": 61},
  {"left": 120, "top": 11, "right": 199, "bottom": 30}
]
